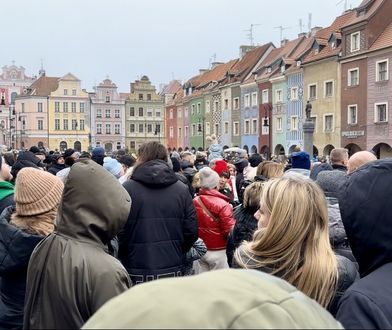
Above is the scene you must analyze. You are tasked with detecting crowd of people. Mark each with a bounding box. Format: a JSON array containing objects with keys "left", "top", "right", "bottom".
[{"left": 0, "top": 141, "right": 389, "bottom": 329}]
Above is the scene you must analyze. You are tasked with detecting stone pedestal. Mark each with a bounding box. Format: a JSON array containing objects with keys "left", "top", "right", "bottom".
[{"left": 303, "top": 120, "right": 315, "bottom": 157}]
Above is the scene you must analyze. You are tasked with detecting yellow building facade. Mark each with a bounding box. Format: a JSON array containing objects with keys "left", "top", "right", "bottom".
[{"left": 48, "top": 73, "right": 90, "bottom": 151}]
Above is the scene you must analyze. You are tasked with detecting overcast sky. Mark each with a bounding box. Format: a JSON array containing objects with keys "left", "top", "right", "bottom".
[{"left": 3, "top": 0, "right": 362, "bottom": 92}]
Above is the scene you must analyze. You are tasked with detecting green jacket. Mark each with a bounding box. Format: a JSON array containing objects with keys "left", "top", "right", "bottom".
[
  {"left": 83, "top": 269, "right": 343, "bottom": 329},
  {"left": 23, "top": 160, "right": 132, "bottom": 329}
]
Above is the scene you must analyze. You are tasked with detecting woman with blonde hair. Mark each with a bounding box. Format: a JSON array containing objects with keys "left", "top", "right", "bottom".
[
  {"left": 255, "top": 161, "right": 284, "bottom": 181},
  {"left": 234, "top": 174, "right": 357, "bottom": 314}
]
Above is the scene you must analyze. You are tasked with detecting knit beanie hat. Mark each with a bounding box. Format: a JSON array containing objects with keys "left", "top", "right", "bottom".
[
  {"left": 212, "top": 160, "right": 230, "bottom": 178},
  {"left": 292, "top": 151, "right": 311, "bottom": 170},
  {"left": 92, "top": 147, "right": 105, "bottom": 157},
  {"left": 248, "top": 153, "right": 263, "bottom": 167},
  {"left": 15, "top": 167, "right": 64, "bottom": 216},
  {"left": 103, "top": 157, "right": 123, "bottom": 178},
  {"left": 199, "top": 167, "right": 220, "bottom": 189}
]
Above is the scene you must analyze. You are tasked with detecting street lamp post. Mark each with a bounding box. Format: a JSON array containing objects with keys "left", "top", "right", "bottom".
[{"left": 197, "top": 116, "right": 205, "bottom": 151}]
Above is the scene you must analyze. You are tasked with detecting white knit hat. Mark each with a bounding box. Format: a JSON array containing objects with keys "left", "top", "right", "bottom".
[{"left": 199, "top": 167, "right": 219, "bottom": 190}]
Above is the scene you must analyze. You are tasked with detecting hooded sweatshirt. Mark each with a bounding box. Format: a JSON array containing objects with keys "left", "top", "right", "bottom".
[
  {"left": 336, "top": 159, "right": 392, "bottom": 329},
  {"left": 0, "top": 181, "right": 14, "bottom": 215},
  {"left": 23, "top": 160, "right": 132, "bottom": 329}
]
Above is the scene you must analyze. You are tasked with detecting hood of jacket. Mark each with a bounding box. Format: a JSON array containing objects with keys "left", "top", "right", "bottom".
[
  {"left": 339, "top": 159, "right": 392, "bottom": 277},
  {"left": 234, "top": 159, "right": 249, "bottom": 173},
  {"left": 0, "top": 205, "right": 43, "bottom": 275},
  {"left": 209, "top": 143, "right": 223, "bottom": 153},
  {"left": 83, "top": 269, "right": 342, "bottom": 329},
  {"left": 132, "top": 160, "right": 178, "bottom": 188},
  {"left": 0, "top": 181, "right": 14, "bottom": 201},
  {"left": 55, "top": 160, "right": 131, "bottom": 246}
]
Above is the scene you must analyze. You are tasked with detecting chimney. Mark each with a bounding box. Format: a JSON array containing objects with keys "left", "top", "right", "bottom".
[
  {"left": 310, "top": 26, "right": 323, "bottom": 37},
  {"left": 281, "top": 39, "right": 289, "bottom": 47},
  {"left": 199, "top": 69, "right": 209, "bottom": 75},
  {"left": 298, "top": 32, "right": 307, "bottom": 38},
  {"left": 239, "top": 45, "right": 257, "bottom": 58},
  {"left": 211, "top": 62, "right": 223, "bottom": 69}
]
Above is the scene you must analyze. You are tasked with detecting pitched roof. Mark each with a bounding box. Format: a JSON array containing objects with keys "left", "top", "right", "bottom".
[
  {"left": 160, "top": 80, "right": 182, "bottom": 95},
  {"left": 342, "top": 0, "right": 385, "bottom": 29},
  {"left": 120, "top": 92, "right": 130, "bottom": 100},
  {"left": 28, "top": 76, "right": 59, "bottom": 96},
  {"left": 369, "top": 21, "right": 392, "bottom": 51}
]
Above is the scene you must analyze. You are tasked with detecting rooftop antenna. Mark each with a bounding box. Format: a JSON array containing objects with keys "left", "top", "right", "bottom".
[
  {"left": 244, "top": 24, "right": 262, "bottom": 46},
  {"left": 299, "top": 19, "right": 306, "bottom": 33},
  {"left": 274, "top": 26, "right": 291, "bottom": 42},
  {"left": 209, "top": 53, "right": 217, "bottom": 69},
  {"left": 308, "top": 13, "right": 312, "bottom": 32},
  {"left": 336, "top": 0, "right": 348, "bottom": 12}
]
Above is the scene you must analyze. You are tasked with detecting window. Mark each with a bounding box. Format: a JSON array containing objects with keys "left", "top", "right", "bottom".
[
  {"left": 214, "top": 123, "right": 219, "bottom": 135},
  {"left": 325, "top": 81, "right": 333, "bottom": 97},
  {"left": 351, "top": 32, "right": 360, "bottom": 52},
  {"left": 105, "top": 109, "right": 111, "bottom": 118},
  {"left": 214, "top": 101, "right": 219, "bottom": 112},
  {"left": 324, "top": 115, "right": 334, "bottom": 132},
  {"left": 55, "top": 119, "right": 60, "bottom": 130},
  {"left": 291, "top": 116, "right": 298, "bottom": 131},
  {"left": 72, "top": 89, "right": 76, "bottom": 96},
  {"left": 105, "top": 96, "right": 110, "bottom": 103},
  {"left": 205, "top": 122, "right": 211, "bottom": 135},
  {"left": 96, "top": 109, "right": 102, "bottom": 118},
  {"left": 197, "top": 103, "right": 201, "bottom": 114},
  {"left": 115, "top": 109, "right": 120, "bottom": 118},
  {"left": 185, "top": 107, "right": 189, "bottom": 117},
  {"left": 96, "top": 123, "right": 102, "bottom": 134},
  {"left": 244, "top": 120, "right": 250, "bottom": 134},
  {"left": 156, "top": 109, "right": 161, "bottom": 117},
  {"left": 233, "top": 122, "right": 239, "bottom": 136},
  {"left": 117, "top": 142, "right": 121, "bottom": 150},
  {"left": 348, "top": 105, "right": 358, "bottom": 125},
  {"left": 376, "top": 60, "right": 389, "bottom": 82},
  {"left": 129, "top": 124, "right": 135, "bottom": 133},
  {"left": 147, "top": 109, "right": 153, "bottom": 117},
  {"left": 147, "top": 94, "right": 152, "bottom": 101},
  {"left": 37, "top": 119, "right": 43, "bottom": 130},
  {"left": 156, "top": 124, "right": 161, "bottom": 134},
  {"left": 64, "top": 89, "right": 68, "bottom": 95},
  {"left": 178, "top": 109, "right": 182, "bottom": 118},
  {"left": 138, "top": 124, "right": 144, "bottom": 133},
  {"left": 309, "top": 84, "right": 317, "bottom": 100},
  {"left": 130, "top": 141, "right": 136, "bottom": 149},
  {"left": 147, "top": 124, "right": 153, "bottom": 133},
  {"left": 262, "top": 118, "right": 269, "bottom": 135},
  {"left": 178, "top": 127, "right": 182, "bottom": 138},
  {"left": 63, "top": 102, "right": 68, "bottom": 113},
  {"left": 375, "top": 103, "right": 388, "bottom": 123},
  {"left": 205, "top": 101, "right": 211, "bottom": 113},
  {"left": 291, "top": 87, "right": 298, "bottom": 101},
  {"left": 251, "top": 92, "right": 258, "bottom": 106},
  {"left": 106, "top": 124, "right": 111, "bottom": 134},
  {"left": 138, "top": 107, "right": 144, "bottom": 117},
  {"left": 191, "top": 124, "right": 196, "bottom": 136},
  {"left": 37, "top": 102, "right": 43, "bottom": 112},
  {"left": 252, "top": 119, "right": 258, "bottom": 134},
  {"left": 55, "top": 102, "right": 60, "bottom": 113},
  {"left": 169, "top": 109, "right": 173, "bottom": 119},
  {"left": 169, "top": 127, "right": 174, "bottom": 138},
  {"left": 72, "top": 119, "right": 78, "bottom": 130},
  {"left": 185, "top": 126, "right": 189, "bottom": 137},
  {"left": 262, "top": 89, "right": 269, "bottom": 104},
  {"left": 80, "top": 103, "right": 85, "bottom": 113},
  {"left": 276, "top": 117, "right": 283, "bottom": 132},
  {"left": 224, "top": 122, "right": 229, "bottom": 134},
  {"left": 234, "top": 98, "right": 239, "bottom": 110},
  {"left": 191, "top": 104, "right": 195, "bottom": 115},
  {"left": 244, "top": 94, "right": 250, "bottom": 107},
  {"left": 80, "top": 120, "right": 85, "bottom": 130},
  {"left": 275, "top": 89, "right": 283, "bottom": 103},
  {"left": 224, "top": 99, "right": 229, "bottom": 109},
  {"left": 71, "top": 102, "right": 76, "bottom": 113},
  {"left": 63, "top": 119, "right": 68, "bottom": 130},
  {"left": 114, "top": 124, "right": 120, "bottom": 135},
  {"left": 130, "top": 107, "right": 135, "bottom": 116},
  {"left": 348, "top": 68, "right": 359, "bottom": 86},
  {"left": 138, "top": 94, "right": 143, "bottom": 100}
]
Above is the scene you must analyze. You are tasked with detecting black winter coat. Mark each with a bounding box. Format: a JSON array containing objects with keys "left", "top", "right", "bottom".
[
  {"left": 120, "top": 160, "right": 198, "bottom": 285},
  {"left": 47, "top": 163, "right": 67, "bottom": 175},
  {"left": 0, "top": 206, "right": 43, "bottom": 329},
  {"left": 337, "top": 159, "right": 392, "bottom": 329}
]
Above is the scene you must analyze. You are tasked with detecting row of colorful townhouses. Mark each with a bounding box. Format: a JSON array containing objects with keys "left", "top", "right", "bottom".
[
  {"left": 164, "top": 0, "right": 392, "bottom": 159},
  {"left": 0, "top": 67, "right": 165, "bottom": 152}
]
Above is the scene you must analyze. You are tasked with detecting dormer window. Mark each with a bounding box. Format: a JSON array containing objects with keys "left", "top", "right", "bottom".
[
  {"left": 315, "top": 47, "right": 319, "bottom": 55},
  {"left": 297, "top": 61, "right": 301, "bottom": 67},
  {"left": 281, "top": 66, "right": 285, "bottom": 73},
  {"left": 267, "top": 67, "right": 272, "bottom": 73},
  {"left": 351, "top": 32, "right": 360, "bottom": 52},
  {"left": 331, "top": 42, "right": 336, "bottom": 49}
]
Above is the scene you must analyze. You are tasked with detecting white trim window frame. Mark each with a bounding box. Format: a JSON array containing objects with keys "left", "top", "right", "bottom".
[
  {"left": 308, "top": 83, "right": 317, "bottom": 100},
  {"left": 276, "top": 116, "right": 283, "bottom": 132},
  {"left": 275, "top": 89, "right": 283, "bottom": 103},
  {"left": 374, "top": 102, "right": 388, "bottom": 123},
  {"left": 224, "top": 121, "right": 229, "bottom": 134},
  {"left": 348, "top": 104, "right": 358, "bottom": 125},
  {"left": 252, "top": 118, "right": 258, "bottom": 134},
  {"left": 244, "top": 94, "right": 250, "bottom": 108},
  {"left": 350, "top": 31, "right": 360, "bottom": 52},
  {"left": 376, "top": 59, "right": 389, "bottom": 82},
  {"left": 233, "top": 121, "right": 239, "bottom": 136},
  {"left": 323, "top": 113, "right": 334, "bottom": 133},
  {"left": 291, "top": 87, "right": 298, "bottom": 101},
  {"left": 251, "top": 92, "right": 258, "bottom": 107},
  {"left": 244, "top": 119, "right": 250, "bottom": 134},
  {"left": 233, "top": 97, "right": 239, "bottom": 110},
  {"left": 262, "top": 89, "right": 269, "bottom": 104},
  {"left": 348, "top": 68, "right": 359, "bottom": 87},
  {"left": 291, "top": 115, "right": 298, "bottom": 131},
  {"left": 324, "top": 80, "right": 334, "bottom": 98}
]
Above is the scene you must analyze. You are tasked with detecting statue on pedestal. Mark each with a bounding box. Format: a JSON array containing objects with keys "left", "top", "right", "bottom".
[{"left": 305, "top": 101, "right": 312, "bottom": 120}]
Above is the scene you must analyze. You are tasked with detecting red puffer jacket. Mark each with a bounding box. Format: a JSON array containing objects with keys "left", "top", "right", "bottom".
[{"left": 193, "top": 189, "right": 235, "bottom": 250}]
